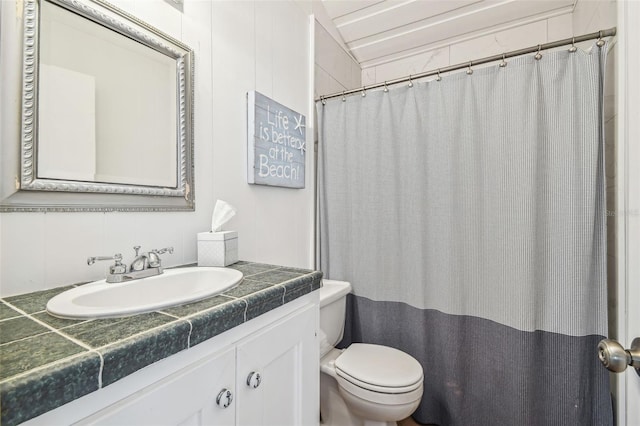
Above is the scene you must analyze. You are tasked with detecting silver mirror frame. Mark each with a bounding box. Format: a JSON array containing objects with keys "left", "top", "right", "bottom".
[{"left": 0, "top": 0, "right": 194, "bottom": 212}]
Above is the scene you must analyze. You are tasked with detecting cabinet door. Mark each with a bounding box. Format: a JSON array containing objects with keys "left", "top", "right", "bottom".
[
  {"left": 236, "top": 303, "right": 318, "bottom": 426},
  {"left": 76, "top": 347, "right": 237, "bottom": 426}
]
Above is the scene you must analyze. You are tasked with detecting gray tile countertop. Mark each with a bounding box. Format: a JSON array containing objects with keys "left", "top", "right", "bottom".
[{"left": 0, "top": 262, "right": 323, "bottom": 426}]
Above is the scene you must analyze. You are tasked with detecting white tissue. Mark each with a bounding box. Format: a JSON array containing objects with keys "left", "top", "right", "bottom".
[{"left": 211, "top": 199, "right": 237, "bottom": 232}]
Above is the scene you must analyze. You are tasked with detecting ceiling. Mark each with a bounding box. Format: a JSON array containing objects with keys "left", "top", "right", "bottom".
[{"left": 321, "top": 0, "right": 576, "bottom": 68}]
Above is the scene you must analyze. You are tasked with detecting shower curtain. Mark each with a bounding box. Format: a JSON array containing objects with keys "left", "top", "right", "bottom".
[{"left": 316, "top": 44, "right": 612, "bottom": 425}]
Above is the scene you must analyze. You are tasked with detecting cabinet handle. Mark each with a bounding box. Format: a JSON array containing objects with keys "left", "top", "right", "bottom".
[
  {"left": 246, "top": 371, "right": 262, "bottom": 389},
  {"left": 216, "top": 388, "right": 233, "bottom": 408}
]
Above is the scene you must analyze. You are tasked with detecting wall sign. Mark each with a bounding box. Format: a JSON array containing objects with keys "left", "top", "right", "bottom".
[{"left": 247, "top": 91, "right": 306, "bottom": 188}]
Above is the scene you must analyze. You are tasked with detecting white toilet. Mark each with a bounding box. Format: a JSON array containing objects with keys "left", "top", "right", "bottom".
[{"left": 319, "top": 280, "right": 424, "bottom": 426}]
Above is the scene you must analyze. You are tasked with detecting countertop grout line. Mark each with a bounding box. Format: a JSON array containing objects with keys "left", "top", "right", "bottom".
[
  {"left": 0, "top": 298, "right": 108, "bottom": 390},
  {"left": 31, "top": 309, "right": 92, "bottom": 328},
  {"left": 97, "top": 351, "right": 105, "bottom": 389},
  {"left": 1, "top": 300, "right": 94, "bottom": 351},
  {"left": 0, "top": 299, "right": 21, "bottom": 322},
  {"left": 242, "top": 299, "right": 249, "bottom": 322},
  {"left": 0, "top": 330, "right": 51, "bottom": 348},
  {"left": 0, "top": 315, "right": 21, "bottom": 323},
  {"left": 186, "top": 319, "right": 193, "bottom": 348},
  {"left": 0, "top": 300, "right": 107, "bottom": 391}
]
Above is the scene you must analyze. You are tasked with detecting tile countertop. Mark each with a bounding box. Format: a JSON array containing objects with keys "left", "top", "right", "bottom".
[{"left": 0, "top": 262, "right": 323, "bottom": 426}]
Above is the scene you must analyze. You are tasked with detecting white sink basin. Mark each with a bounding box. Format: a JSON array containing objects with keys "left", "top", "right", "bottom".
[{"left": 46, "top": 267, "right": 243, "bottom": 319}]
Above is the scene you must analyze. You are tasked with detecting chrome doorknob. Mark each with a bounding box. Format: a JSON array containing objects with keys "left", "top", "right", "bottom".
[
  {"left": 246, "top": 371, "right": 261, "bottom": 388},
  {"left": 216, "top": 388, "right": 233, "bottom": 408},
  {"left": 598, "top": 338, "right": 640, "bottom": 376}
]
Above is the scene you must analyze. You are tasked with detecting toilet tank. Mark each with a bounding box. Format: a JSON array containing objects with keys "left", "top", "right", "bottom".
[{"left": 319, "top": 280, "right": 352, "bottom": 348}]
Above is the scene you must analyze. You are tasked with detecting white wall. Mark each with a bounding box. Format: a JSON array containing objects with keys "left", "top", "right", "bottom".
[
  {"left": 314, "top": 20, "right": 361, "bottom": 98},
  {"left": 0, "top": 0, "right": 314, "bottom": 297}
]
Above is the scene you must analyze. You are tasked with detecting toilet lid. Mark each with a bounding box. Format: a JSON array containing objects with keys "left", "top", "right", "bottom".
[{"left": 334, "top": 344, "right": 423, "bottom": 390}]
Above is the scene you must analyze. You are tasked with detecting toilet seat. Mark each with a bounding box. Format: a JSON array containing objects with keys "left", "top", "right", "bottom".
[
  {"left": 337, "top": 369, "right": 422, "bottom": 394},
  {"left": 334, "top": 344, "right": 423, "bottom": 394},
  {"left": 336, "top": 374, "right": 423, "bottom": 406}
]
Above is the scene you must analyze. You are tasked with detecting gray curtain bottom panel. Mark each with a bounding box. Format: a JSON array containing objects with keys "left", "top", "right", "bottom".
[{"left": 338, "top": 294, "right": 613, "bottom": 426}]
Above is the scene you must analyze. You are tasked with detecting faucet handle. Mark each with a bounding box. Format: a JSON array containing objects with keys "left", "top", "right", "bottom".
[
  {"left": 87, "top": 253, "right": 122, "bottom": 265},
  {"left": 148, "top": 247, "right": 174, "bottom": 268},
  {"left": 152, "top": 247, "right": 174, "bottom": 255},
  {"left": 87, "top": 253, "right": 127, "bottom": 274}
]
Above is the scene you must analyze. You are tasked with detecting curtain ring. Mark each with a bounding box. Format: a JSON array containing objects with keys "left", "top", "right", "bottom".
[
  {"left": 466, "top": 62, "right": 473, "bottom": 75},
  {"left": 569, "top": 36, "right": 577, "bottom": 52},
  {"left": 383, "top": 81, "right": 389, "bottom": 93},
  {"left": 408, "top": 74, "right": 414, "bottom": 88},
  {"left": 320, "top": 95, "right": 326, "bottom": 105},
  {"left": 499, "top": 53, "right": 507, "bottom": 68},
  {"left": 597, "top": 30, "right": 605, "bottom": 47},
  {"left": 436, "top": 69, "right": 442, "bottom": 81},
  {"left": 341, "top": 91, "right": 346, "bottom": 102},
  {"left": 534, "top": 44, "right": 542, "bottom": 60},
  {"left": 361, "top": 86, "right": 367, "bottom": 97}
]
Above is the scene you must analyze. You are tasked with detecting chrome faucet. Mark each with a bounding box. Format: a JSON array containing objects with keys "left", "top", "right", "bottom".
[
  {"left": 130, "top": 246, "right": 149, "bottom": 271},
  {"left": 88, "top": 245, "right": 174, "bottom": 283}
]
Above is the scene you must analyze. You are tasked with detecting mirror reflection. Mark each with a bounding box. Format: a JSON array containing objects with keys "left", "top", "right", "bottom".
[{"left": 38, "top": 0, "right": 178, "bottom": 187}]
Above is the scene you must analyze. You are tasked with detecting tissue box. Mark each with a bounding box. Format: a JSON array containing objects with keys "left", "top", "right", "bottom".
[{"left": 197, "top": 231, "right": 238, "bottom": 267}]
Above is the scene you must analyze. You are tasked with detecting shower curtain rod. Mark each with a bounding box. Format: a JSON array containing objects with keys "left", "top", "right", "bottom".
[{"left": 316, "top": 27, "right": 616, "bottom": 103}]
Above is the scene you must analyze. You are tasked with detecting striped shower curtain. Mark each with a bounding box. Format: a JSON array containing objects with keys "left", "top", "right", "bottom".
[{"left": 316, "top": 44, "right": 612, "bottom": 425}]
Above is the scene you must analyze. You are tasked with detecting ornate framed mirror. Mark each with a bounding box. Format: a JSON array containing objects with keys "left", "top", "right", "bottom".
[{"left": 0, "top": 0, "right": 194, "bottom": 212}]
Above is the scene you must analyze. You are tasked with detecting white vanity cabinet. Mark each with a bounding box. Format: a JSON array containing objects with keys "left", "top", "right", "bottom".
[
  {"left": 235, "top": 301, "right": 317, "bottom": 426},
  {"left": 24, "top": 294, "right": 319, "bottom": 426}
]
